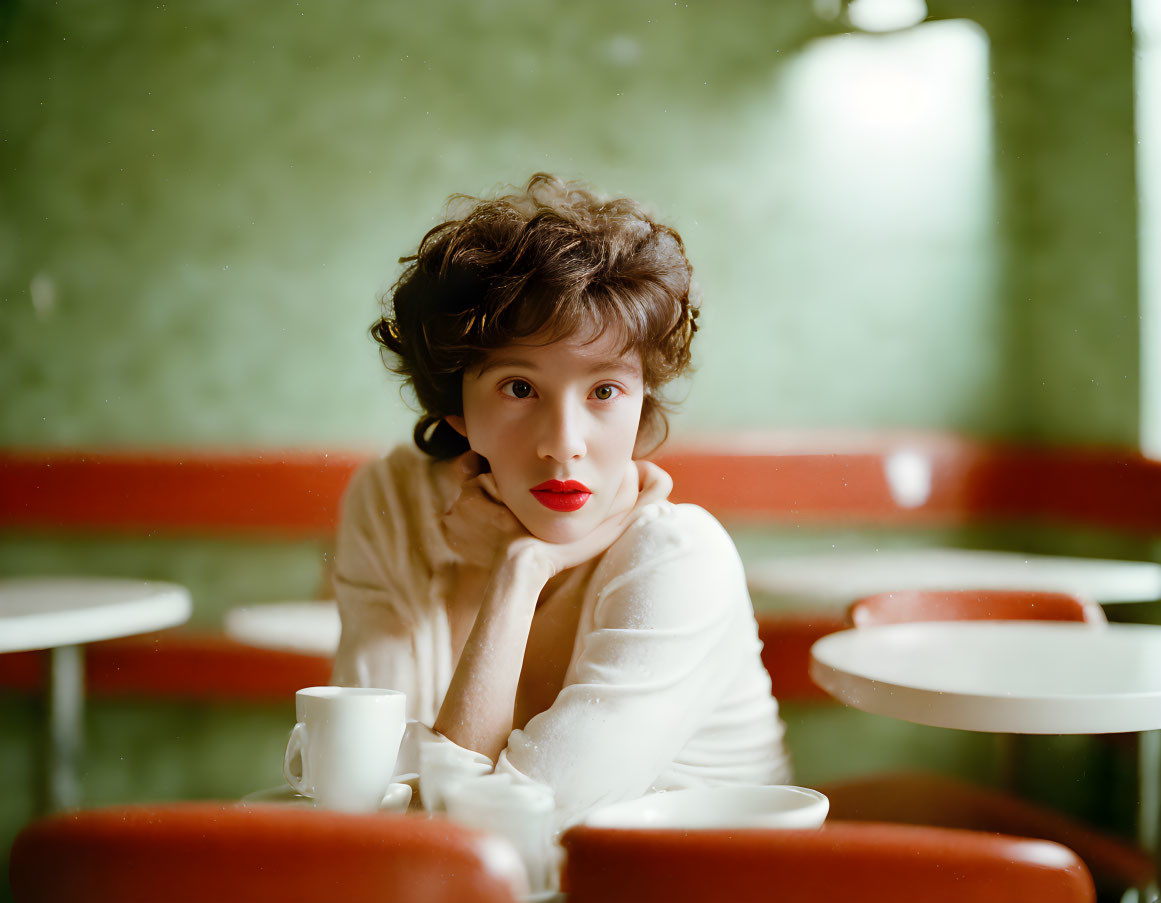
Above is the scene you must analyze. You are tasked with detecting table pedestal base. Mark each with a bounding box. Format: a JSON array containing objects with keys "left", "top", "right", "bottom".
[
  {"left": 43, "top": 644, "right": 84, "bottom": 812},
  {"left": 1135, "top": 730, "right": 1161, "bottom": 903}
]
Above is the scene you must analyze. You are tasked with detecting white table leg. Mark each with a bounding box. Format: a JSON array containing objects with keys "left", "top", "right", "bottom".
[
  {"left": 1138, "top": 729, "right": 1161, "bottom": 903},
  {"left": 45, "top": 644, "right": 84, "bottom": 811}
]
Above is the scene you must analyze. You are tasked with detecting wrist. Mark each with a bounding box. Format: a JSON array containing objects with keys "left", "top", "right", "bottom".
[{"left": 499, "top": 539, "right": 556, "bottom": 587}]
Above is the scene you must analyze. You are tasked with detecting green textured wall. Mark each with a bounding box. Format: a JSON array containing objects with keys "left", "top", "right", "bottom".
[
  {"left": 1, "top": 0, "right": 1138, "bottom": 449},
  {"left": 987, "top": 3, "right": 1140, "bottom": 445}
]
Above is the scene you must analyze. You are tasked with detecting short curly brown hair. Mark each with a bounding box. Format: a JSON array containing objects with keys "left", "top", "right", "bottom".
[{"left": 372, "top": 173, "right": 699, "bottom": 459}]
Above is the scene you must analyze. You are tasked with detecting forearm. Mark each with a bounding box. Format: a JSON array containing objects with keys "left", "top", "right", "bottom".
[{"left": 434, "top": 546, "right": 551, "bottom": 761}]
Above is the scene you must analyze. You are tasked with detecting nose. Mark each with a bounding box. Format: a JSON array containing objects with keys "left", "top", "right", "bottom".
[{"left": 537, "top": 396, "right": 587, "bottom": 463}]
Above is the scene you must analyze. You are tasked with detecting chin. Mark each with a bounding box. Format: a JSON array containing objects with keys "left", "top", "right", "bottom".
[{"left": 521, "top": 512, "right": 594, "bottom": 545}]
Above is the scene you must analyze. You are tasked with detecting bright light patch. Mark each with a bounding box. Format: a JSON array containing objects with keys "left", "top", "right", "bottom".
[
  {"left": 848, "top": 0, "right": 928, "bottom": 33},
  {"left": 777, "top": 19, "right": 992, "bottom": 230}
]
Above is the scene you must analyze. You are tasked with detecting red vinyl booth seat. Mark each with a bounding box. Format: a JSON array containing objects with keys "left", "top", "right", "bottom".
[
  {"left": 0, "top": 630, "right": 333, "bottom": 703},
  {"left": 9, "top": 803, "right": 525, "bottom": 903},
  {"left": 756, "top": 611, "right": 847, "bottom": 702},
  {"left": 560, "top": 820, "right": 1097, "bottom": 903}
]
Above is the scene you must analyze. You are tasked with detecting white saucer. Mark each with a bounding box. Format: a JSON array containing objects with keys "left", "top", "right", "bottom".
[
  {"left": 241, "top": 778, "right": 415, "bottom": 813},
  {"left": 582, "top": 785, "right": 829, "bottom": 830}
]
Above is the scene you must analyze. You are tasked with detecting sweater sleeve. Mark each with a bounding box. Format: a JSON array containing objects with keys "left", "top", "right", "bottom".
[
  {"left": 329, "top": 451, "right": 453, "bottom": 724},
  {"left": 492, "top": 503, "right": 757, "bottom": 828}
]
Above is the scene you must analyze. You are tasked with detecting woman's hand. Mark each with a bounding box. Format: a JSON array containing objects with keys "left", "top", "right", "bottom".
[{"left": 440, "top": 452, "right": 526, "bottom": 570}]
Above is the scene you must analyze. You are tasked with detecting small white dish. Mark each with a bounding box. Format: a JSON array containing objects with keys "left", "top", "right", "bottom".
[
  {"left": 583, "top": 785, "right": 828, "bottom": 830},
  {"left": 241, "top": 780, "right": 413, "bottom": 813},
  {"left": 224, "top": 600, "right": 341, "bottom": 655}
]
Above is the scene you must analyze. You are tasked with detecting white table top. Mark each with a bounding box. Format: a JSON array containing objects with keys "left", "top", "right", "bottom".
[
  {"left": 224, "top": 601, "right": 340, "bottom": 656},
  {"left": 747, "top": 549, "right": 1161, "bottom": 606},
  {"left": 0, "top": 576, "right": 192, "bottom": 653},
  {"left": 810, "top": 621, "right": 1161, "bottom": 734}
]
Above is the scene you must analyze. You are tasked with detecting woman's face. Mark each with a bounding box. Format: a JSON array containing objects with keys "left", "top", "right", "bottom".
[{"left": 446, "top": 328, "right": 645, "bottom": 544}]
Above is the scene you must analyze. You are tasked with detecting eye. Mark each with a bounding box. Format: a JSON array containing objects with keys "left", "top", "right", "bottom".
[
  {"left": 592, "top": 384, "right": 622, "bottom": 401},
  {"left": 501, "top": 379, "right": 535, "bottom": 399}
]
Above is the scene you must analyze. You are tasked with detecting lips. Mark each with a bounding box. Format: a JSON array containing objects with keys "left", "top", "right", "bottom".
[{"left": 530, "top": 479, "right": 592, "bottom": 512}]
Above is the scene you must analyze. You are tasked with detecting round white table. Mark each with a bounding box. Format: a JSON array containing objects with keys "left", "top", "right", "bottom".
[
  {"left": 0, "top": 577, "right": 192, "bottom": 811},
  {"left": 810, "top": 621, "right": 1161, "bottom": 734},
  {"left": 748, "top": 549, "right": 1161, "bottom": 607},
  {"left": 223, "top": 600, "right": 340, "bottom": 656},
  {"left": 811, "top": 621, "right": 1161, "bottom": 886}
]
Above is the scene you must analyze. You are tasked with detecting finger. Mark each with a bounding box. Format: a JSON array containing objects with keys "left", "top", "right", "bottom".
[
  {"left": 452, "top": 479, "right": 525, "bottom": 535},
  {"left": 472, "top": 472, "right": 505, "bottom": 503},
  {"left": 455, "top": 451, "right": 485, "bottom": 482}
]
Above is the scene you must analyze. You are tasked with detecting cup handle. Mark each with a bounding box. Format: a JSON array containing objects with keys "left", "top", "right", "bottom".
[{"left": 283, "top": 722, "right": 309, "bottom": 796}]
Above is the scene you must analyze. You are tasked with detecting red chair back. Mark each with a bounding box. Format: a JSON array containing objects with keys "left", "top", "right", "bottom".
[
  {"left": 560, "top": 820, "right": 1096, "bottom": 903},
  {"left": 849, "top": 588, "right": 1106, "bottom": 628},
  {"left": 9, "top": 803, "right": 525, "bottom": 903}
]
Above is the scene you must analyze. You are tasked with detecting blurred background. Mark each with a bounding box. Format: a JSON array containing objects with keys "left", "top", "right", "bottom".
[{"left": 1, "top": 0, "right": 1158, "bottom": 896}]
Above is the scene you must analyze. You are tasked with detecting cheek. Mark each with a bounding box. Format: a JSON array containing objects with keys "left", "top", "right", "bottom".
[
  {"left": 463, "top": 413, "right": 525, "bottom": 492},
  {"left": 588, "top": 413, "right": 642, "bottom": 497},
  {"left": 460, "top": 396, "right": 504, "bottom": 459},
  {"left": 464, "top": 423, "right": 498, "bottom": 459},
  {"left": 606, "top": 403, "right": 645, "bottom": 457}
]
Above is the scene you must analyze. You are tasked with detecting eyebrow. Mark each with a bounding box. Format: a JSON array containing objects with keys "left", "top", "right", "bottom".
[{"left": 475, "top": 355, "right": 640, "bottom": 378}]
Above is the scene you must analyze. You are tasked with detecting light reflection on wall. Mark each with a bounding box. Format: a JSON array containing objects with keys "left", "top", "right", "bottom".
[
  {"left": 778, "top": 19, "right": 990, "bottom": 244},
  {"left": 846, "top": 0, "right": 927, "bottom": 34},
  {"left": 738, "top": 18, "right": 999, "bottom": 431}
]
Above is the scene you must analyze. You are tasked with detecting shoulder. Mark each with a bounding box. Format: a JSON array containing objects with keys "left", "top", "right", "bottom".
[
  {"left": 337, "top": 443, "right": 458, "bottom": 568},
  {"left": 343, "top": 444, "right": 428, "bottom": 505},
  {"left": 608, "top": 501, "right": 740, "bottom": 569},
  {"left": 335, "top": 443, "right": 457, "bottom": 594},
  {"left": 590, "top": 502, "right": 748, "bottom": 627},
  {"left": 340, "top": 444, "right": 441, "bottom": 529}
]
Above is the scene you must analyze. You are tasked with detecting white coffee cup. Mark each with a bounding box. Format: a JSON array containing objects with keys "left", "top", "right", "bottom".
[
  {"left": 282, "top": 686, "right": 407, "bottom": 813},
  {"left": 445, "top": 774, "right": 557, "bottom": 893}
]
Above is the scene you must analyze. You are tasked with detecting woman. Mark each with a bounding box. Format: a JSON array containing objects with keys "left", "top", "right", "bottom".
[{"left": 331, "top": 173, "right": 790, "bottom": 828}]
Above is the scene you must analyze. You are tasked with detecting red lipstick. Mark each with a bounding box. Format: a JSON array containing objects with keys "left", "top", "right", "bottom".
[{"left": 530, "top": 479, "right": 592, "bottom": 512}]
